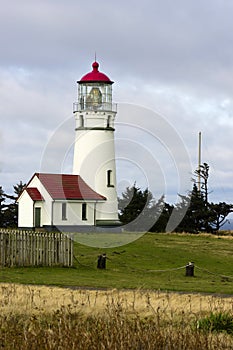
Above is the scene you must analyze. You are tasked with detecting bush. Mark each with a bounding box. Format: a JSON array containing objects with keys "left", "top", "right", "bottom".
[{"left": 197, "top": 312, "right": 233, "bottom": 335}]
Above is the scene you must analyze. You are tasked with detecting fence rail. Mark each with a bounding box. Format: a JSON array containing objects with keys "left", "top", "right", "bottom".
[{"left": 0, "top": 229, "right": 73, "bottom": 267}]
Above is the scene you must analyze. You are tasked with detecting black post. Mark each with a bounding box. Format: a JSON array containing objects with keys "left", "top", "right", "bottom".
[
  {"left": 97, "top": 254, "right": 106, "bottom": 269},
  {"left": 185, "top": 262, "right": 194, "bottom": 276},
  {"left": 97, "top": 255, "right": 102, "bottom": 269}
]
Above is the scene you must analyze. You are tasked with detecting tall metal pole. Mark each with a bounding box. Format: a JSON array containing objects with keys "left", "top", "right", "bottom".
[{"left": 198, "top": 131, "right": 202, "bottom": 192}]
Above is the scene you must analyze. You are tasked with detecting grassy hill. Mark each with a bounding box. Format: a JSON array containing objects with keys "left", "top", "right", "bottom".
[{"left": 1, "top": 232, "right": 233, "bottom": 294}]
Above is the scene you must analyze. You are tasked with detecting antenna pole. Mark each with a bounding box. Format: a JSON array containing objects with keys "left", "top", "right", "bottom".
[{"left": 198, "top": 131, "right": 202, "bottom": 192}]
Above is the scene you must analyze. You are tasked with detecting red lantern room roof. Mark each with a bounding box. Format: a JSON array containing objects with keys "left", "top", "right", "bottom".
[{"left": 78, "top": 61, "right": 113, "bottom": 84}]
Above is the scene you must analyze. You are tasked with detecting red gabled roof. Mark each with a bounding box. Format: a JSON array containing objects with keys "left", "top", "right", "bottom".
[
  {"left": 33, "top": 173, "right": 106, "bottom": 201},
  {"left": 79, "top": 61, "right": 113, "bottom": 84},
  {"left": 26, "top": 187, "right": 44, "bottom": 201}
]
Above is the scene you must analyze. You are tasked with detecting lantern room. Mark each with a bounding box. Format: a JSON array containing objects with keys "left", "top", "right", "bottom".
[{"left": 73, "top": 61, "right": 116, "bottom": 112}]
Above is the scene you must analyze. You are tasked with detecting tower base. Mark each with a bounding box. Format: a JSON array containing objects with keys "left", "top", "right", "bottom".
[{"left": 96, "top": 219, "right": 122, "bottom": 227}]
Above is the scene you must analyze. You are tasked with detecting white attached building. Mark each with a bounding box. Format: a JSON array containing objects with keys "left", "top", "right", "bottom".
[
  {"left": 17, "top": 173, "right": 106, "bottom": 230},
  {"left": 18, "top": 61, "right": 121, "bottom": 230}
]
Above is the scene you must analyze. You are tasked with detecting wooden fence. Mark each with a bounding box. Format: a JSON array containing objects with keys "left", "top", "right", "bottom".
[{"left": 0, "top": 229, "right": 73, "bottom": 267}]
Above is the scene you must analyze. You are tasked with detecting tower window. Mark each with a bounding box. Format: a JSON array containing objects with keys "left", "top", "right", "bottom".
[
  {"left": 82, "top": 203, "right": 87, "bottom": 220},
  {"left": 107, "top": 116, "right": 111, "bottom": 128},
  {"left": 86, "top": 87, "right": 102, "bottom": 109},
  {"left": 80, "top": 96, "right": 84, "bottom": 110},
  {"left": 107, "top": 170, "right": 114, "bottom": 187},
  {"left": 62, "top": 203, "right": 67, "bottom": 220}
]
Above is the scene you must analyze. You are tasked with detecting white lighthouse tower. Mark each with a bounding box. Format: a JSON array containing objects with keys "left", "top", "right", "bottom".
[{"left": 73, "top": 61, "right": 120, "bottom": 227}]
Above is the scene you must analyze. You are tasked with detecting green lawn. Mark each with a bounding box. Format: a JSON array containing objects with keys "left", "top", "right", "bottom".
[{"left": 1, "top": 232, "right": 233, "bottom": 294}]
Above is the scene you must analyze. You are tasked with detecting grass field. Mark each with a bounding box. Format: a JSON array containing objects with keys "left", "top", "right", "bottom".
[
  {"left": 1, "top": 232, "right": 233, "bottom": 294},
  {"left": 1, "top": 232, "right": 233, "bottom": 349}
]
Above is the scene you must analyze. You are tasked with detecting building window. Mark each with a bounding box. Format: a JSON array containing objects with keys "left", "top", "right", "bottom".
[
  {"left": 82, "top": 203, "right": 87, "bottom": 221},
  {"left": 107, "top": 170, "right": 114, "bottom": 187},
  {"left": 62, "top": 203, "right": 67, "bottom": 220}
]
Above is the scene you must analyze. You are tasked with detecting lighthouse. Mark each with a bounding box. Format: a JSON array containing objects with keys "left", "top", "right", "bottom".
[
  {"left": 17, "top": 60, "right": 120, "bottom": 231},
  {"left": 73, "top": 61, "right": 120, "bottom": 227}
]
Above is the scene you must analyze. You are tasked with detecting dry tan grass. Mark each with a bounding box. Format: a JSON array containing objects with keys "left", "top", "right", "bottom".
[
  {"left": 171, "top": 231, "right": 233, "bottom": 240},
  {"left": 0, "top": 282, "right": 232, "bottom": 318},
  {"left": 1, "top": 283, "right": 233, "bottom": 349}
]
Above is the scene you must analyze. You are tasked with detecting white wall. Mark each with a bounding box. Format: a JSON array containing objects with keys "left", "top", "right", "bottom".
[
  {"left": 52, "top": 201, "right": 97, "bottom": 226},
  {"left": 18, "top": 191, "right": 34, "bottom": 227},
  {"left": 28, "top": 175, "right": 53, "bottom": 226},
  {"left": 73, "top": 110, "right": 119, "bottom": 222}
]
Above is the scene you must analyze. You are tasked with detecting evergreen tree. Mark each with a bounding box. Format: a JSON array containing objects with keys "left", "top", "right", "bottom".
[
  {"left": 119, "top": 184, "right": 169, "bottom": 232},
  {"left": 176, "top": 164, "right": 233, "bottom": 233},
  {"left": 118, "top": 184, "right": 165, "bottom": 231},
  {"left": 175, "top": 183, "right": 208, "bottom": 233},
  {"left": 208, "top": 202, "right": 233, "bottom": 231},
  {"left": 0, "top": 186, "right": 6, "bottom": 227},
  {"left": 194, "top": 162, "right": 211, "bottom": 231},
  {"left": 194, "top": 162, "right": 210, "bottom": 206},
  {"left": 118, "top": 184, "right": 153, "bottom": 225},
  {"left": 1, "top": 181, "right": 26, "bottom": 228},
  {"left": 149, "top": 201, "right": 174, "bottom": 232},
  {"left": 117, "top": 162, "right": 233, "bottom": 234}
]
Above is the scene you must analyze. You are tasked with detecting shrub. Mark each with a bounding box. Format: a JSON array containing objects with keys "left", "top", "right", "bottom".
[{"left": 197, "top": 312, "right": 233, "bottom": 335}]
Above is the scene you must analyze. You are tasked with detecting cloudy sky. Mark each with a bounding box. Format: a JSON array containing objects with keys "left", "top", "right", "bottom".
[{"left": 1, "top": 0, "right": 233, "bottom": 211}]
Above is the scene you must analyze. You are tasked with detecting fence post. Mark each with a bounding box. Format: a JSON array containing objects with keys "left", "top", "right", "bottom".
[{"left": 185, "top": 262, "right": 194, "bottom": 276}]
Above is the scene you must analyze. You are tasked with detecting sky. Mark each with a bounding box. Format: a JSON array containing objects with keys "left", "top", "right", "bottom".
[{"left": 1, "top": 0, "right": 233, "bottom": 213}]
